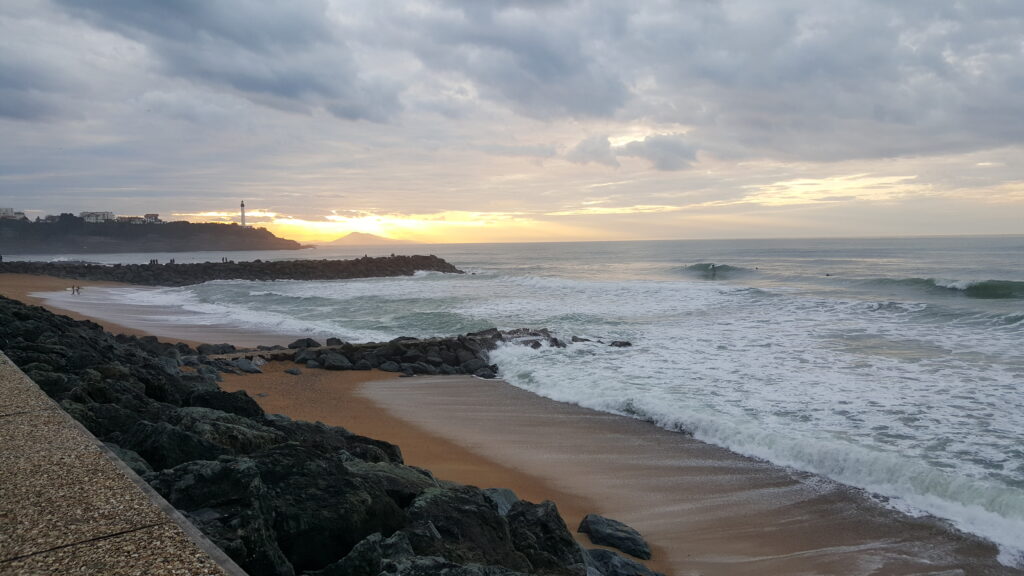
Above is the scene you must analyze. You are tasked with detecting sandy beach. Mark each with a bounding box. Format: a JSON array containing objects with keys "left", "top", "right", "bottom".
[
  {"left": 0, "top": 273, "right": 177, "bottom": 342},
  {"left": 3, "top": 274, "right": 1017, "bottom": 575},
  {"left": 223, "top": 363, "right": 1011, "bottom": 576}
]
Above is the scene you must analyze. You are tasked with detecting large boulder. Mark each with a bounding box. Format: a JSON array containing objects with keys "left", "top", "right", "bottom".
[
  {"left": 585, "top": 549, "right": 665, "bottom": 576},
  {"left": 404, "top": 486, "right": 532, "bottom": 572},
  {"left": 577, "top": 515, "right": 651, "bottom": 560},
  {"left": 322, "top": 352, "right": 354, "bottom": 370},
  {"left": 251, "top": 443, "right": 409, "bottom": 573},
  {"left": 116, "top": 420, "right": 229, "bottom": 471},
  {"left": 507, "top": 500, "right": 586, "bottom": 575},
  {"left": 188, "top": 389, "right": 265, "bottom": 419},
  {"left": 146, "top": 457, "right": 293, "bottom": 576},
  {"left": 288, "top": 337, "right": 322, "bottom": 349}
]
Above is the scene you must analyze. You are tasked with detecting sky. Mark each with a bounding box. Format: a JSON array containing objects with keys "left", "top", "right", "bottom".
[{"left": 1, "top": 0, "right": 1022, "bottom": 244}]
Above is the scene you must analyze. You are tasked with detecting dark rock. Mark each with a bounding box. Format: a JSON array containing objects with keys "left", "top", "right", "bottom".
[
  {"left": 405, "top": 486, "right": 531, "bottom": 572},
  {"left": 288, "top": 337, "right": 322, "bottom": 349},
  {"left": 474, "top": 367, "right": 497, "bottom": 379},
  {"left": 104, "top": 442, "right": 153, "bottom": 475},
  {"left": 188, "top": 389, "right": 265, "bottom": 419},
  {"left": 585, "top": 549, "right": 664, "bottom": 576},
  {"left": 354, "top": 359, "right": 373, "bottom": 371},
  {"left": 233, "top": 357, "right": 263, "bottom": 374},
  {"left": 609, "top": 341, "right": 633, "bottom": 348},
  {"left": 507, "top": 500, "right": 586, "bottom": 575},
  {"left": 197, "top": 343, "right": 236, "bottom": 355},
  {"left": 461, "top": 358, "right": 488, "bottom": 374},
  {"left": 322, "top": 352, "right": 353, "bottom": 370},
  {"left": 306, "top": 360, "right": 321, "bottom": 370},
  {"left": 577, "top": 515, "right": 651, "bottom": 560},
  {"left": 293, "top": 348, "right": 319, "bottom": 364},
  {"left": 284, "top": 368, "right": 302, "bottom": 375},
  {"left": 483, "top": 488, "right": 519, "bottom": 517},
  {"left": 120, "top": 420, "right": 229, "bottom": 472},
  {"left": 146, "top": 457, "right": 294, "bottom": 576},
  {"left": 326, "top": 337, "right": 343, "bottom": 346},
  {"left": 251, "top": 443, "right": 408, "bottom": 573},
  {"left": 379, "top": 360, "right": 401, "bottom": 372}
]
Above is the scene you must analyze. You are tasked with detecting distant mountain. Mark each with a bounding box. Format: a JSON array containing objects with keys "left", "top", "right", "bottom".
[{"left": 327, "top": 232, "right": 415, "bottom": 246}]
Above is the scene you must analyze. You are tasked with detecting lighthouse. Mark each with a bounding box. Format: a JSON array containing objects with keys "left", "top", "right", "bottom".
[{"left": 240, "top": 200, "right": 246, "bottom": 227}]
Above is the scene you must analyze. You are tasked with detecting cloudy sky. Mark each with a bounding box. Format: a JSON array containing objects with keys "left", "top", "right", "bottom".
[{"left": 2, "top": 0, "right": 1022, "bottom": 243}]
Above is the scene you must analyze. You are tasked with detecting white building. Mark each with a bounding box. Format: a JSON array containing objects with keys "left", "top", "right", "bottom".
[{"left": 80, "top": 211, "right": 116, "bottom": 223}]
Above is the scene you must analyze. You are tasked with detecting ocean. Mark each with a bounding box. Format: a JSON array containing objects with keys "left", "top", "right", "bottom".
[{"left": 23, "top": 235, "right": 1024, "bottom": 564}]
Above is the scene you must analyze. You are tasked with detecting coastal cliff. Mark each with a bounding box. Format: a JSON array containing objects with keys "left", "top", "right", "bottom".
[
  {"left": 0, "top": 218, "right": 303, "bottom": 254},
  {"left": 0, "top": 255, "right": 463, "bottom": 286}
]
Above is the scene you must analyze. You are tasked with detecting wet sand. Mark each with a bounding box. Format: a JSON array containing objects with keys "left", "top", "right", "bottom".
[
  {"left": 0, "top": 273, "right": 286, "bottom": 347},
  {"left": 0, "top": 273, "right": 198, "bottom": 344}
]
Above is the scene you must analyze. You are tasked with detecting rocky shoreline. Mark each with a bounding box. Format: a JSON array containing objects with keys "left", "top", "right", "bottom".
[
  {"left": 0, "top": 295, "right": 660, "bottom": 576},
  {"left": 0, "top": 255, "right": 463, "bottom": 286}
]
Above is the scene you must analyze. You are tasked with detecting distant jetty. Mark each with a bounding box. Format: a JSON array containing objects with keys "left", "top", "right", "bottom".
[{"left": 0, "top": 255, "right": 464, "bottom": 286}]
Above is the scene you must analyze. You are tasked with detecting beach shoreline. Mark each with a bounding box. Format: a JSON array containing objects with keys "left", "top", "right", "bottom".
[{"left": 1, "top": 272, "right": 1017, "bottom": 575}]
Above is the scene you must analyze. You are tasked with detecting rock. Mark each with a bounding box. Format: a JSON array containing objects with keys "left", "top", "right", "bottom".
[
  {"left": 405, "top": 486, "right": 531, "bottom": 572},
  {"left": 284, "top": 368, "right": 302, "bottom": 375},
  {"left": 507, "top": 500, "right": 586, "bottom": 575},
  {"left": 288, "top": 337, "right": 322, "bottom": 349},
  {"left": 474, "top": 367, "right": 497, "bottom": 379},
  {"left": 379, "top": 360, "right": 401, "bottom": 372},
  {"left": 118, "top": 420, "right": 229, "bottom": 472},
  {"left": 306, "top": 360, "right": 320, "bottom": 370},
  {"left": 577, "top": 515, "right": 651, "bottom": 560},
  {"left": 354, "top": 359, "right": 373, "bottom": 371},
  {"left": 321, "top": 352, "right": 353, "bottom": 370},
  {"left": 483, "top": 488, "right": 519, "bottom": 517},
  {"left": 188, "top": 389, "right": 265, "bottom": 419},
  {"left": 197, "top": 343, "right": 236, "bottom": 355},
  {"left": 146, "top": 457, "right": 294, "bottom": 576},
  {"left": 293, "top": 348, "right": 319, "bottom": 364},
  {"left": 326, "top": 337, "right": 343, "bottom": 346},
  {"left": 251, "top": 443, "right": 408, "bottom": 573},
  {"left": 234, "top": 357, "right": 263, "bottom": 374},
  {"left": 461, "top": 358, "right": 488, "bottom": 374},
  {"left": 104, "top": 442, "right": 153, "bottom": 475},
  {"left": 609, "top": 341, "right": 632, "bottom": 348},
  {"left": 585, "top": 549, "right": 665, "bottom": 576}
]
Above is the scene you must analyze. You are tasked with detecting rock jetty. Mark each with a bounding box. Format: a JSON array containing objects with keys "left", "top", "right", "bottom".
[
  {"left": 0, "top": 254, "right": 463, "bottom": 286},
  {"left": 0, "top": 296, "right": 659, "bottom": 576}
]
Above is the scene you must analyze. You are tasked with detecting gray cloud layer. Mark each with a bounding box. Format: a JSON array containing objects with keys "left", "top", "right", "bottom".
[{"left": 1, "top": 0, "right": 1022, "bottom": 234}]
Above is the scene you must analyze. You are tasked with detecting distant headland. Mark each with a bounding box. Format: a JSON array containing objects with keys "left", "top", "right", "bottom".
[{"left": 0, "top": 210, "right": 304, "bottom": 254}]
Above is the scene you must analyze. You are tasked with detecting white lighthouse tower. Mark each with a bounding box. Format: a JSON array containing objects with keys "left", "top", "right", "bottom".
[{"left": 240, "top": 200, "right": 246, "bottom": 227}]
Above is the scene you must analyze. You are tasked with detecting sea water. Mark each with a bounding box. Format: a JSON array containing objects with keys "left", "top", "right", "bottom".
[{"left": 25, "top": 236, "right": 1024, "bottom": 563}]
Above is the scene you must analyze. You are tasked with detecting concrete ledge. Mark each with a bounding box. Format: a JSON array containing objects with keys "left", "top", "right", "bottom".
[{"left": 0, "top": 352, "right": 247, "bottom": 576}]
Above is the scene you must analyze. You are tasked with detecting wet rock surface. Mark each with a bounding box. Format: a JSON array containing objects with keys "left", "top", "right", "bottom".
[
  {"left": 577, "top": 515, "right": 651, "bottom": 560},
  {"left": 0, "top": 296, "right": 656, "bottom": 576}
]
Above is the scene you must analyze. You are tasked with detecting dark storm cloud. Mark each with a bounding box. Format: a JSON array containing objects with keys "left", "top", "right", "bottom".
[{"left": 53, "top": 0, "right": 402, "bottom": 121}]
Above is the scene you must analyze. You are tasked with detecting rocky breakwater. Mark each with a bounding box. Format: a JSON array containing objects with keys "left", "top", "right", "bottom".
[
  {"left": 0, "top": 254, "right": 463, "bottom": 286},
  {"left": 0, "top": 296, "right": 660, "bottom": 576}
]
